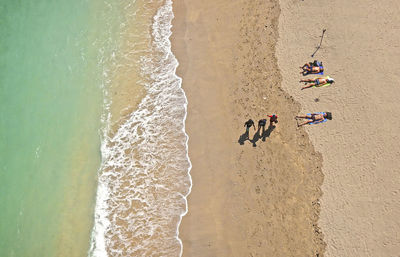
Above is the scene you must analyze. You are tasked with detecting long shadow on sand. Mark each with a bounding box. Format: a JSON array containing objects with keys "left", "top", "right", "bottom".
[
  {"left": 251, "top": 127, "right": 262, "bottom": 147},
  {"left": 238, "top": 130, "right": 250, "bottom": 145},
  {"left": 238, "top": 124, "right": 275, "bottom": 146},
  {"left": 251, "top": 124, "right": 275, "bottom": 147},
  {"left": 262, "top": 124, "right": 275, "bottom": 140}
]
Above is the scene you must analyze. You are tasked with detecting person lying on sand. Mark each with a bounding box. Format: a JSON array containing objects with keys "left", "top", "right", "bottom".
[
  {"left": 300, "top": 60, "right": 322, "bottom": 69},
  {"left": 295, "top": 112, "right": 332, "bottom": 126},
  {"left": 300, "top": 60, "right": 324, "bottom": 75},
  {"left": 301, "top": 60, "right": 321, "bottom": 68},
  {"left": 300, "top": 65, "right": 324, "bottom": 75},
  {"left": 299, "top": 77, "right": 334, "bottom": 90}
]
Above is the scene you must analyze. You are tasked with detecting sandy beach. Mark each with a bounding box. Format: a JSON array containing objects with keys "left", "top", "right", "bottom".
[
  {"left": 173, "top": 0, "right": 325, "bottom": 256},
  {"left": 172, "top": 0, "right": 400, "bottom": 256},
  {"left": 277, "top": 0, "right": 400, "bottom": 256}
]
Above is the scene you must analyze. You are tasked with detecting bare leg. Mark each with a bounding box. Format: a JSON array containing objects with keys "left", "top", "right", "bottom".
[
  {"left": 298, "top": 120, "right": 312, "bottom": 126},
  {"left": 300, "top": 78, "right": 314, "bottom": 83},
  {"left": 301, "top": 83, "right": 316, "bottom": 90},
  {"left": 301, "top": 67, "right": 311, "bottom": 74},
  {"left": 296, "top": 115, "right": 312, "bottom": 119},
  {"left": 301, "top": 64, "right": 310, "bottom": 69}
]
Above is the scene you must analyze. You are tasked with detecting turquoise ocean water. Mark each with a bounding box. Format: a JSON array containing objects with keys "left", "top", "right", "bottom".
[
  {"left": 0, "top": 1, "right": 119, "bottom": 256},
  {"left": 1, "top": 0, "right": 192, "bottom": 256}
]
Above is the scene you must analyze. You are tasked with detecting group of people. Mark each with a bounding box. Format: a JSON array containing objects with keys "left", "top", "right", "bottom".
[
  {"left": 240, "top": 60, "right": 333, "bottom": 145},
  {"left": 299, "top": 60, "right": 335, "bottom": 90},
  {"left": 296, "top": 60, "right": 333, "bottom": 126},
  {"left": 244, "top": 115, "right": 278, "bottom": 134},
  {"left": 241, "top": 115, "right": 278, "bottom": 145}
]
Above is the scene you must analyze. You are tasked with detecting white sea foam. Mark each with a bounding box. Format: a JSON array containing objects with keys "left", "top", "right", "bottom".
[{"left": 89, "top": 0, "right": 192, "bottom": 256}]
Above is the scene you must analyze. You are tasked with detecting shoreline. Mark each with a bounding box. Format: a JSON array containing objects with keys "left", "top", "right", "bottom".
[
  {"left": 90, "top": 1, "right": 193, "bottom": 256},
  {"left": 172, "top": 0, "right": 325, "bottom": 256}
]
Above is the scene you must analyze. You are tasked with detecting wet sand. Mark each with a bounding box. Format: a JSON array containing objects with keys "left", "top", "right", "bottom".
[
  {"left": 172, "top": 0, "right": 325, "bottom": 256},
  {"left": 277, "top": 0, "right": 400, "bottom": 256}
]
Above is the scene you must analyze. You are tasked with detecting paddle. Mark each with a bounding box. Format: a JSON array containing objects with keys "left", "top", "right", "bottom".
[{"left": 311, "top": 29, "right": 326, "bottom": 57}]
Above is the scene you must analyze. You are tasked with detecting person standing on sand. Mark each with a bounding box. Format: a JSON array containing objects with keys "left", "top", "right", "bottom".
[
  {"left": 238, "top": 119, "right": 256, "bottom": 145},
  {"left": 257, "top": 119, "right": 267, "bottom": 139},
  {"left": 268, "top": 114, "right": 278, "bottom": 126},
  {"left": 258, "top": 119, "right": 267, "bottom": 131},
  {"left": 244, "top": 119, "right": 255, "bottom": 134}
]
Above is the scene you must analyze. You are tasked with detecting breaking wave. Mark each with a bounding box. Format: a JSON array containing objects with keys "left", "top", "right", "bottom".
[{"left": 89, "top": 1, "right": 192, "bottom": 256}]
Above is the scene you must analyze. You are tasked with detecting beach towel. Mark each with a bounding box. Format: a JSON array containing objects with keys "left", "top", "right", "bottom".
[
  {"left": 303, "top": 65, "right": 324, "bottom": 75},
  {"left": 306, "top": 112, "right": 327, "bottom": 125},
  {"left": 312, "top": 65, "right": 324, "bottom": 75},
  {"left": 311, "top": 76, "right": 332, "bottom": 88},
  {"left": 314, "top": 82, "right": 331, "bottom": 88},
  {"left": 315, "top": 66, "right": 324, "bottom": 75}
]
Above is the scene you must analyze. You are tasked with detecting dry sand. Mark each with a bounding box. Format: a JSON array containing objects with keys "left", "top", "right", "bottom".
[
  {"left": 277, "top": 0, "right": 400, "bottom": 256},
  {"left": 172, "top": 0, "right": 326, "bottom": 256},
  {"left": 173, "top": 0, "right": 400, "bottom": 256}
]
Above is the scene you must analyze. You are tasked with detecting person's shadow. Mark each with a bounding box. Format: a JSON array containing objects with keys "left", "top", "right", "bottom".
[
  {"left": 252, "top": 124, "right": 275, "bottom": 147},
  {"left": 262, "top": 124, "right": 275, "bottom": 141},
  {"left": 250, "top": 127, "right": 262, "bottom": 147},
  {"left": 238, "top": 130, "right": 250, "bottom": 145},
  {"left": 238, "top": 124, "right": 276, "bottom": 146}
]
